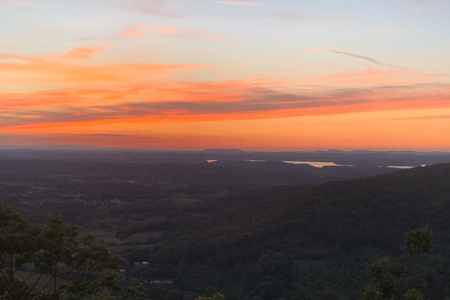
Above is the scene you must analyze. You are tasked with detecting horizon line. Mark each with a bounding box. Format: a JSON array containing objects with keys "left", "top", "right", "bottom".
[{"left": 1, "top": 145, "right": 449, "bottom": 154}]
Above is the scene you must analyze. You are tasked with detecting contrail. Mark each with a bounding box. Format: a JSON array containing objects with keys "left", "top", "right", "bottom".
[{"left": 301, "top": 47, "right": 402, "bottom": 68}]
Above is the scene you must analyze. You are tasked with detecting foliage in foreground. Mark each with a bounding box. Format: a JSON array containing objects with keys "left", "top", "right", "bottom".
[
  {"left": 195, "top": 293, "right": 225, "bottom": 300},
  {"left": 361, "top": 225, "right": 434, "bottom": 300},
  {"left": 0, "top": 204, "right": 139, "bottom": 300}
]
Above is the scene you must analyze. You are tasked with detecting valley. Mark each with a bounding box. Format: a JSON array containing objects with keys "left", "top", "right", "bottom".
[{"left": 1, "top": 149, "right": 450, "bottom": 299}]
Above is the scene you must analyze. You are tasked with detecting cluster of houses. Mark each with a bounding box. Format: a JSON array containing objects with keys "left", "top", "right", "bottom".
[{"left": 118, "top": 261, "right": 174, "bottom": 286}]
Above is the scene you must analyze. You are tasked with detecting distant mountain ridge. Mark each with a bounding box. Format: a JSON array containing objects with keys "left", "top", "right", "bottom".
[
  {"left": 1, "top": 148, "right": 450, "bottom": 167},
  {"left": 203, "top": 148, "right": 246, "bottom": 153}
]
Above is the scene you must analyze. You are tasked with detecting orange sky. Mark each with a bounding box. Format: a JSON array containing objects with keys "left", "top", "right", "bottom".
[{"left": 1, "top": 1, "right": 450, "bottom": 150}]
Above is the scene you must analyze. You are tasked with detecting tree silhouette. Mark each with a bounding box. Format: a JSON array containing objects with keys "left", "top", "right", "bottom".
[
  {"left": 0, "top": 205, "right": 130, "bottom": 300},
  {"left": 195, "top": 293, "right": 225, "bottom": 300},
  {"left": 360, "top": 225, "right": 434, "bottom": 300}
]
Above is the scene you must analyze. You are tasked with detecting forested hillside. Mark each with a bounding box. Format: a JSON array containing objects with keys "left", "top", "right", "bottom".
[{"left": 130, "top": 163, "right": 450, "bottom": 299}]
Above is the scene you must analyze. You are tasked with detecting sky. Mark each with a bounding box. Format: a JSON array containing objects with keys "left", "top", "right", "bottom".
[{"left": 1, "top": 0, "right": 450, "bottom": 151}]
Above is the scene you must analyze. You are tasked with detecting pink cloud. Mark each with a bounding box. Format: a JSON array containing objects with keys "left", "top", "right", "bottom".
[
  {"left": 297, "top": 67, "right": 445, "bottom": 88},
  {"left": 152, "top": 25, "right": 177, "bottom": 34},
  {"left": 131, "top": 2, "right": 180, "bottom": 17},
  {"left": 402, "top": 0, "right": 444, "bottom": 11},
  {"left": 150, "top": 25, "right": 233, "bottom": 43},
  {"left": 117, "top": 25, "right": 149, "bottom": 38},
  {"left": 301, "top": 47, "right": 329, "bottom": 52},
  {"left": 216, "top": 1, "right": 263, "bottom": 7}
]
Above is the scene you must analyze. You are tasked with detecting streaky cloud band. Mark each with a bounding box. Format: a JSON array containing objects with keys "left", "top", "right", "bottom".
[{"left": 301, "top": 47, "right": 403, "bottom": 68}]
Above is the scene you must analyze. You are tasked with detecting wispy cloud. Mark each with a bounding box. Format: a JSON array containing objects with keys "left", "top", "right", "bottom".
[
  {"left": 0, "top": 53, "right": 206, "bottom": 86},
  {"left": 402, "top": 0, "right": 444, "bottom": 11},
  {"left": 387, "top": 114, "right": 450, "bottom": 120},
  {"left": 2, "top": 79, "right": 449, "bottom": 130},
  {"left": 149, "top": 25, "right": 234, "bottom": 43},
  {"left": 115, "top": 24, "right": 234, "bottom": 43},
  {"left": 301, "top": 48, "right": 402, "bottom": 68},
  {"left": 58, "top": 44, "right": 106, "bottom": 60},
  {"left": 216, "top": 1, "right": 263, "bottom": 7},
  {"left": 2, "top": 50, "right": 449, "bottom": 150},
  {"left": 300, "top": 67, "right": 444, "bottom": 88},
  {"left": 117, "top": 25, "right": 148, "bottom": 38},
  {"left": 131, "top": 1, "right": 180, "bottom": 17},
  {"left": 265, "top": 5, "right": 362, "bottom": 24}
]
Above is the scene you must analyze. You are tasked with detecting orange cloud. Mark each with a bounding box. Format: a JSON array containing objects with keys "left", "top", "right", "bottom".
[
  {"left": 2, "top": 51, "right": 449, "bottom": 150},
  {"left": 3, "top": 106, "right": 450, "bottom": 150},
  {"left": 0, "top": 53, "right": 206, "bottom": 87},
  {"left": 2, "top": 77, "right": 450, "bottom": 133},
  {"left": 58, "top": 44, "right": 106, "bottom": 60},
  {"left": 0, "top": 53, "right": 43, "bottom": 63}
]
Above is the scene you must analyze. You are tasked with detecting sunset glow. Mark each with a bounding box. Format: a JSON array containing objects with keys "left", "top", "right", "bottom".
[{"left": 1, "top": 0, "right": 450, "bottom": 150}]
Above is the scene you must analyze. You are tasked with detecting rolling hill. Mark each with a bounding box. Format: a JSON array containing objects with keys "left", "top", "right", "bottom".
[{"left": 133, "top": 163, "right": 450, "bottom": 299}]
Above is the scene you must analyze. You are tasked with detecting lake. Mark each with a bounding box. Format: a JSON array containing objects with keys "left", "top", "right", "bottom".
[{"left": 282, "top": 161, "right": 353, "bottom": 168}]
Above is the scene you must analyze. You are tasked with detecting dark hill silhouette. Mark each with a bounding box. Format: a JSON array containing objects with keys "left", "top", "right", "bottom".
[
  {"left": 140, "top": 163, "right": 450, "bottom": 299},
  {"left": 161, "top": 163, "right": 450, "bottom": 250}
]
